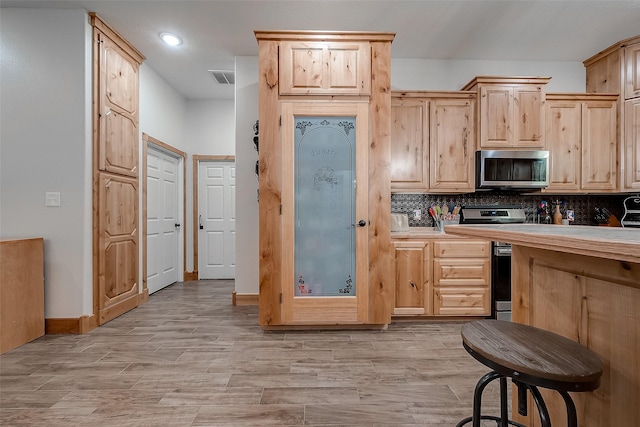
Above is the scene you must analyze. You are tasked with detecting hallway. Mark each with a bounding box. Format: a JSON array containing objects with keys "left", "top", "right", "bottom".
[{"left": 1, "top": 280, "right": 501, "bottom": 426}]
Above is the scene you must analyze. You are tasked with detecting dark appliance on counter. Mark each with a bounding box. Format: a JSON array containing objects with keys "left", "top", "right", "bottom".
[
  {"left": 621, "top": 196, "right": 640, "bottom": 228},
  {"left": 476, "top": 150, "right": 549, "bottom": 190},
  {"left": 459, "top": 206, "right": 526, "bottom": 321}
]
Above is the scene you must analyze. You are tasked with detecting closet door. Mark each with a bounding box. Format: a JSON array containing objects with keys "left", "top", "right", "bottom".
[{"left": 91, "top": 13, "right": 144, "bottom": 326}]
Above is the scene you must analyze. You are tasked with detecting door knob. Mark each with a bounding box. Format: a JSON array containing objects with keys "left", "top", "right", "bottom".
[
  {"left": 358, "top": 220, "right": 367, "bottom": 227},
  {"left": 175, "top": 223, "right": 181, "bottom": 228}
]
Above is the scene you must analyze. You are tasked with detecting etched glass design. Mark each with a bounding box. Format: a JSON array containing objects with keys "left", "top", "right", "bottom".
[{"left": 294, "top": 116, "right": 356, "bottom": 296}]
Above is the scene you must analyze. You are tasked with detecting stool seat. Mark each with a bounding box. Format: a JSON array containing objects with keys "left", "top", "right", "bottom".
[
  {"left": 461, "top": 319, "right": 603, "bottom": 392},
  {"left": 456, "top": 320, "right": 603, "bottom": 427}
]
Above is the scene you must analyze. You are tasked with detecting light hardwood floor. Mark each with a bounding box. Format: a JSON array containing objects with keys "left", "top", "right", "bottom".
[{"left": 0, "top": 280, "right": 504, "bottom": 426}]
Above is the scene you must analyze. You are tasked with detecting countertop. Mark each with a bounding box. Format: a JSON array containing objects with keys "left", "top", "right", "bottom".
[
  {"left": 444, "top": 223, "right": 640, "bottom": 263},
  {"left": 391, "top": 227, "right": 465, "bottom": 239}
]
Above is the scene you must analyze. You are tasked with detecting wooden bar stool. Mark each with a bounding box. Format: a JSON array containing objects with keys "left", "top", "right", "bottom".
[{"left": 456, "top": 319, "right": 603, "bottom": 427}]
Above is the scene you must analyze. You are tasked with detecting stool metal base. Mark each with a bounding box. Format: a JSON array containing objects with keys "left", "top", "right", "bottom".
[{"left": 456, "top": 369, "right": 579, "bottom": 427}]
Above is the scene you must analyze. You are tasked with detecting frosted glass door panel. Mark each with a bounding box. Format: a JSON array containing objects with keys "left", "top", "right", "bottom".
[{"left": 294, "top": 116, "right": 356, "bottom": 296}]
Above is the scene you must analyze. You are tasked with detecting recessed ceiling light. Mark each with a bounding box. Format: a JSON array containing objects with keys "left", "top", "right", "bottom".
[{"left": 160, "top": 32, "right": 182, "bottom": 47}]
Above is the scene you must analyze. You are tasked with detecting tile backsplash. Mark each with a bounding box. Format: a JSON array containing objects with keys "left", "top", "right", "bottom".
[{"left": 391, "top": 192, "right": 627, "bottom": 227}]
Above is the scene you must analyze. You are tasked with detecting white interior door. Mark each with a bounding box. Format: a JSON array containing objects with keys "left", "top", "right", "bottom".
[
  {"left": 198, "top": 161, "right": 236, "bottom": 279},
  {"left": 147, "top": 146, "right": 182, "bottom": 294}
]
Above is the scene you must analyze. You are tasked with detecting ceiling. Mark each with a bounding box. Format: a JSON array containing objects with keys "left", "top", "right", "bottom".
[{"left": 3, "top": 0, "right": 640, "bottom": 100}]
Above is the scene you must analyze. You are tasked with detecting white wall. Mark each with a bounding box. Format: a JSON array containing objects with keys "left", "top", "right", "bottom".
[
  {"left": 391, "top": 58, "right": 586, "bottom": 92},
  {"left": 234, "top": 56, "right": 259, "bottom": 294},
  {"left": 0, "top": 8, "right": 92, "bottom": 317}
]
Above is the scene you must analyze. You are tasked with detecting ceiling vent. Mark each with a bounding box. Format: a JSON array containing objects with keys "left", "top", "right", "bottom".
[{"left": 208, "top": 70, "right": 235, "bottom": 85}]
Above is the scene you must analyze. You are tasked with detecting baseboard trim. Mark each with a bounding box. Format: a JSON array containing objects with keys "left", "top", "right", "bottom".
[
  {"left": 184, "top": 271, "right": 198, "bottom": 281},
  {"left": 138, "top": 288, "right": 149, "bottom": 304},
  {"left": 232, "top": 291, "right": 259, "bottom": 306},
  {"left": 46, "top": 314, "right": 98, "bottom": 335}
]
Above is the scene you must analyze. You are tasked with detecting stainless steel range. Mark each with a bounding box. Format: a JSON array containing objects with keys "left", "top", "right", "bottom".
[{"left": 459, "top": 206, "right": 526, "bottom": 321}]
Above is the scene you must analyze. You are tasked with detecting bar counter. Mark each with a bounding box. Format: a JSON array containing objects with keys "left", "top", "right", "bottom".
[{"left": 445, "top": 224, "right": 640, "bottom": 426}]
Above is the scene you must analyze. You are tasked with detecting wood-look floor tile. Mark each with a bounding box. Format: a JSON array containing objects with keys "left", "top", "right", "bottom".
[
  {"left": 192, "top": 404, "right": 305, "bottom": 426},
  {"left": 260, "top": 386, "right": 360, "bottom": 404},
  {"left": 304, "top": 402, "right": 417, "bottom": 425},
  {"left": 0, "top": 280, "right": 502, "bottom": 426}
]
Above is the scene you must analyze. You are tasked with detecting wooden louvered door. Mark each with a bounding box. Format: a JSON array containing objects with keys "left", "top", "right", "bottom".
[{"left": 91, "top": 14, "right": 144, "bottom": 325}]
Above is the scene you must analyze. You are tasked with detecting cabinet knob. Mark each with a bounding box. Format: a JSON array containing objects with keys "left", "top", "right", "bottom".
[{"left": 358, "top": 220, "right": 367, "bottom": 227}]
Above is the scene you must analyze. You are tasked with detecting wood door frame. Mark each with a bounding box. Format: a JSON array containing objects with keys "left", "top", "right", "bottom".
[
  {"left": 192, "top": 155, "right": 235, "bottom": 279},
  {"left": 142, "top": 133, "right": 187, "bottom": 296}
]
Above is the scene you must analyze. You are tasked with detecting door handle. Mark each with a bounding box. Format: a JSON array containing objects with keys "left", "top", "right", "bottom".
[
  {"left": 199, "top": 215, "right": 204, "bottom": 230},
  {"left": 175, "top": 223, "right": 181, "bottom": 228}
]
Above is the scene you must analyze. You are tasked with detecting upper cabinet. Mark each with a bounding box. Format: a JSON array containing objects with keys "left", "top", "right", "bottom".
[
  {"left": 279, "top": 40, "right": 371, "bottom": 95},
  {"left": 462, "top": 76, "right": 550, "bottom": 149},
  {"left": 545, "top": 94, "right": 618, "bottom": 193},
  {"left": 584, "top": 35, "right": 640, "bottom": 191},
  {"left": 390, "top": 98, "right": 428, "bottom": 190},
  {"left": 625, "top": 42, "right": 640, "bottom": 99},
  {"left": 390, "top": 91, "right": 476, "bottom": 193}
]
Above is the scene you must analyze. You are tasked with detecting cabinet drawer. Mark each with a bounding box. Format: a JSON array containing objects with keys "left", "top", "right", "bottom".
[
  {"left": 433, "top": 258, "right": 490, "bottom": 286},
  {"left": 433, "top": 286, "right": 490, "bottom": 316},
  {"left": 433, "top": 240, "right": 489, "bottom": 258}
]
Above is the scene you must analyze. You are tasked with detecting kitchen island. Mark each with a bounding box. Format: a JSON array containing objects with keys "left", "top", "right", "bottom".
[{"left": 445, "top": 224, "right": 640, "bottom": 427}]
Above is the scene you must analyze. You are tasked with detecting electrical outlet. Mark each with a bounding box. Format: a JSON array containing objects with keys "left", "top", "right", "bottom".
[
  {"left": 413, "top": 209, "right": 421, "bottom": 220},
  {"left": 45, "top": 192, "right": 61, "bottom": 207}
]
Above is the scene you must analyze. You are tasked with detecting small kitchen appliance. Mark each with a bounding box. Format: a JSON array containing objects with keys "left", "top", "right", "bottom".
[{"left": 621, "top": 196, "right": 640, "bottom": 228}]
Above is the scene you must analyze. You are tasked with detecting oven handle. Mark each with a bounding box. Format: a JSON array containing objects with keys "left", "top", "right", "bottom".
[{"left": 494, "top": 247, "right": 512, "bottom": 257}]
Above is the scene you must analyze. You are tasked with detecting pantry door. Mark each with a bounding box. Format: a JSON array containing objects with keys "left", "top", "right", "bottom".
[{"left": 281, "top": 102, "right": 369, "bottom": 324}]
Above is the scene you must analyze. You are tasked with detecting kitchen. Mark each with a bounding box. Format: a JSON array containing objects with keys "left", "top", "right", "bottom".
[{"left": 1, "top": 1, "right": 640, "bottom": 426}]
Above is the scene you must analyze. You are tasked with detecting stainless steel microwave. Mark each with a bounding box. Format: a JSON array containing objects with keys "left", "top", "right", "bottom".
[{"left": 476, "top": 150, "right": 549, "bottom": 189}]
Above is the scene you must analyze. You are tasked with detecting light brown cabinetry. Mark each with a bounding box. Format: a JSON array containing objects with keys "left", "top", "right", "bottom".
[
  {"left": 279, "top": 40, "right": 371, "bottom": 95},
  {"left": 511, "top": 245, "right": 640, "bottom": 427},
  {"left": 432, "top": 239, "right": 490, "bottom": 316},
  {"left": 392, "top": 235, "right": 490, "bottom": 317},
  {"left": 390, "top": 98, "right": 428, "bottom": 189},
  {"left": 255, "top": 31, "right": 395, "bottom": 327},
  {"left": 393, "top": 241, "right": 430, "bottom": 315},
  {"left": 91, "top": 14, "right": 144, "bottom": 325},
  {"left": 545, "top": 94, "right": 618, "bottom": 192},
  {"left": 625, "top": 97, "right": 640, "bottom": 187},
  {"left": 0, "top": 238, "right": 44, "bottom": 354},
  {"left": 585, "top": 35, "right": 640, "bottom": 190},
  {"left": 462, "top": 77, "right": 550, "bottom": 149},
  {"left": 390, "top": 92, "right": 476, "bottom": 193}
]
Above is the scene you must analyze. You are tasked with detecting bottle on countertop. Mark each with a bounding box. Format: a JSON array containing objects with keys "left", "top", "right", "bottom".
[{"left": 553, "top": 203, "right": 563, "bottom": 225}]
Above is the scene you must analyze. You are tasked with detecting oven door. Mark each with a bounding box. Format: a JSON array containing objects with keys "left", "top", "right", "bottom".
[{"left": 492, "top": 242, "right": 512, "bottom": 321}]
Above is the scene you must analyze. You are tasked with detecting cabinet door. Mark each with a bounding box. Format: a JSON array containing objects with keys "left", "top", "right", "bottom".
[
  {"left": 625, "top": 43, "right": 640, "bottom": 99},
  {"left": 390, "top": 100, "right": 428, "bottom": 190},
  {"left": 513, "top": 85, "right": 545, "bottom": 147},
  {"left": 624, "top": 98, "right": 640, "bottom": 190},
  {"left": 394, "top": 242, "right": 430, "bottom": 315},
  {"left": 581, "top": 101, "right": 617, "bottom": 191},
  {"left": 98, "top": 172, "right": 139, "bottom": 325},
  {"left": 98, "top": 32, "right": 139, "bottom": 177},
  {"left": 479, "top": 85, "right": 513, "bottom": 148},
  {"left": 546, "top": 101, "right": 582, "bottom": 191},
  {"left": 429, "top": 99, "right": 475, "bottom": 192},
  {"left": 279, "top": 41, "right": 370, "bottom": 95}
]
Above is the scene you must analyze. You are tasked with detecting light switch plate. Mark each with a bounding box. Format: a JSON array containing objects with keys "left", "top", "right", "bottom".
[
  {"left": 46, "top": 192, "right": 61, "bottom": 207},
  {"left": 413, "top": 209, "right": 421, "bottom": 220}
]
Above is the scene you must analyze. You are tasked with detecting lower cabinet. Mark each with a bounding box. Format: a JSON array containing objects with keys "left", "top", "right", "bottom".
[
  {"left": 393, "top": 241, "right": 430, "bottom": 315},
  {"left": 393, "top": 236, "right": 491, "bottom": 317}
]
